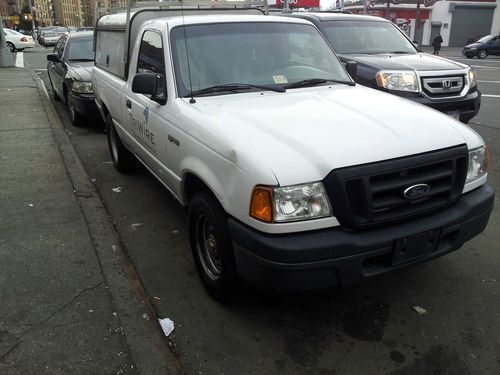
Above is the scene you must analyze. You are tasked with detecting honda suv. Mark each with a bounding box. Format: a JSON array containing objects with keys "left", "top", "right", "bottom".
[{"left": 281, "top": 12, "right": 481, "bottom": 124}]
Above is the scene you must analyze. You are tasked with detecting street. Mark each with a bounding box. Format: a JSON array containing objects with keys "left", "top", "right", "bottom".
[{"left": 14, "top": 44, "right": 500, "bottom": 374}]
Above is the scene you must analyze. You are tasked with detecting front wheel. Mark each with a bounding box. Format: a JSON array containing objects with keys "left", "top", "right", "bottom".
[
  {"left": 106, "top": 114, "right": 136, "bottom": 173},
  {"left": 478, "top": 49, "right": 487, "bottom": 59},
  {"left": 188, "top": 191, "right": 240, "bottom": 300},
  {"left": 66, "top": 92, "right": 82, "bottom": 126},
  {"left": 6, "top": 42, "right": 15, "bottom": 52}
]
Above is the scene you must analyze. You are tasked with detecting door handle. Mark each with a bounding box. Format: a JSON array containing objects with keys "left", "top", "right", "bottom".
[{"left": 126, "top": 99, "right": 131, "bottom": 109}]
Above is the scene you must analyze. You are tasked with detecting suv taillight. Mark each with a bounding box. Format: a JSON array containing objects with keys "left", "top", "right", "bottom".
[{"left": 21, "top": 37, "right": 27, "bottom": 42}]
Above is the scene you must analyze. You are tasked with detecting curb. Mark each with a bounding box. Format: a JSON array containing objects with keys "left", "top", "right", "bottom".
[{"left": 27, "top": 68, "right": 184, "bottom": 375}]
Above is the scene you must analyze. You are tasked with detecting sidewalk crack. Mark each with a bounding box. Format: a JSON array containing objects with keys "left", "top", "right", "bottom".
[
  {"left": 40, "top": 281, "right": 104, "bottom": 325},
  {"left": 0, "top": 342, "right": 20, "bottom": 364}
]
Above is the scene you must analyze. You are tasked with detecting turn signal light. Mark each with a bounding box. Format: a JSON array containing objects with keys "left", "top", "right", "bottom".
[{"left": 250, "top": 186, "right": 273, "bottom": 223}]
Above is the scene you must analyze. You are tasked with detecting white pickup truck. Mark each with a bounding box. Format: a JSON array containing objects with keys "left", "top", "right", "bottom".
[{"left": 92, "top": 1, "right": 494, "bottom": 299}]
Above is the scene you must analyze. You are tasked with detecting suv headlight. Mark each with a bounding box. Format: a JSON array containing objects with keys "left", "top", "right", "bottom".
[
  {"left": 375, "top": 71, "right": 419, "bottom": 92},
  {"left": 250, "top": 182, "right": 332, "bottom": 223},
  {"left": 468, "top": 68, "right": 477, "bottom": 88},
  {"left": 466, "top": 146, "right": 488, "bottom": 183},
  {"left": 72, "top": 81, "right": 93, "bottom": 93}
]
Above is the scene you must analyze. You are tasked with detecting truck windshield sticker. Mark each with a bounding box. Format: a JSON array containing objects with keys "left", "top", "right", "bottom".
[{"left": 273, "top": 75, "right": 288, "bottom": 84}]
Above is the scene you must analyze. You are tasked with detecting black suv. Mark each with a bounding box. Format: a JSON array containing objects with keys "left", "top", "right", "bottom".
[{"left": 281, "top": 12, "right": 481, "bottom": 124}]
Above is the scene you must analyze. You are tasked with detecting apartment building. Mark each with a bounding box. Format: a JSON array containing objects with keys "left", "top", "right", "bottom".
[
  {"left": 33, "top": 0, "right": 54, "bottom": 26},
  {"left": 53, "top": 0, "right": 82, "bottom": 26}
]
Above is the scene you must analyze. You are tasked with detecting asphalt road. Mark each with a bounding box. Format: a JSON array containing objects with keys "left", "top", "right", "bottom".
[{"left": 18, "top": 45, "right": 500, "bottom": 374}]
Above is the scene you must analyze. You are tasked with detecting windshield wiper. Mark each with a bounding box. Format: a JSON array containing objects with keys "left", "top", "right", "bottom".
[
  {"left": 283, "top": 78, "right": 355, "bottom": 89},
  {"left": 188, "top": 83, "right": 285, "bottom": 97},
  {"left": 68, "top": 58, "right": 94, "bottom": 62},
  {"left": 388, "top": 51, "right": 413, "bottom": 54}
]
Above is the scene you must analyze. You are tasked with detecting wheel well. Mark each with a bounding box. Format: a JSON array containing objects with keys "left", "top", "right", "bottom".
[{"left": 183, "top": 173, "right": 213, "bottom": 203}]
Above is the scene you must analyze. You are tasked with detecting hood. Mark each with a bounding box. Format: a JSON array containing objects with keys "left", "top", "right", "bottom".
[
  {"left": 67, "top": 62, "right": 93, "bottom": 82},
  {"left": 339, "top": 52, "right": 466, "bottom": 72},
  {"left": 184, "top": 85, "right": 483, "bottom": 186},
  {"left": 464, "top": 42, "right": 484, "bottom": 49}
]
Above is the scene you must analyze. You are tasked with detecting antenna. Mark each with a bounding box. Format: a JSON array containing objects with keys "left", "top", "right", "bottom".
[{"left": 179, "top": 0, "right": 196, "bottom": 104}]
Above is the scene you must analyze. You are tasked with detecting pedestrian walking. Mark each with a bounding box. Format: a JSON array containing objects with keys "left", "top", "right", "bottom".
[{"left": 432, "top": 33, "right": 443, "bottom": 55}]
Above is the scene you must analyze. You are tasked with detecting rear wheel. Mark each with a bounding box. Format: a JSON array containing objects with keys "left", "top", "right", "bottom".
[
  {"left": 188, "top": 191, "right": 240, "bottom": 300},
  {"left": 478, "top": 49, "right": 487, "bottom": 59},
  {"left": 6, "top": 42, "right": 15, "bottom": 52},
  {"left": 106, "top": 114, "right": 136, "bottom": 173}
]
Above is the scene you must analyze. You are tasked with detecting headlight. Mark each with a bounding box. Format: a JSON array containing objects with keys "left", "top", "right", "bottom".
[
  {"left": 250, "top": 182, "right": 332, "bottom": 223},
  {"left": 72, "top": 81, "right": 93, "bottom": 93},
  {"left": 466, "top": 146, "right": 488, "bottom": 183},
  {"left": 469, "top": 47, "right": 477, "bottom": 50},
  {"left": 375, "top": 71, "right": 419, "bottom": 92},
  {"left": 468, "top": 68, "right": 477, "bottom": 88}
]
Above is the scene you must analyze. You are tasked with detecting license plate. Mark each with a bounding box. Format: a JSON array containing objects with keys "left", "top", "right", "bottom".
[
  {"left": 447, "top": 112, "right": 460, "bottom": 120},
  {"left": 392, "top": 228, "right": 441, "bottom": 266}
]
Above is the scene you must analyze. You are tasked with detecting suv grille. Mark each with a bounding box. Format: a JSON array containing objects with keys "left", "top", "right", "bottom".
[
  {"left": 421, "top": 75, "right": 465, "bottom": 97},
  {"left": 323, "top": 145, "right": 468, "bottom": 229}
]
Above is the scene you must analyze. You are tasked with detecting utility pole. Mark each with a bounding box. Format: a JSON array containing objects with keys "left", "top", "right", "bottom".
[
  {"left": 284, "top": 0, "right": 291, "bottom": 13},
  {"left": 415, "top": 0, "right": 421, "bottom": 43},
  {"left": 0, "top": 14, "right": 15, "bottom": 67}
]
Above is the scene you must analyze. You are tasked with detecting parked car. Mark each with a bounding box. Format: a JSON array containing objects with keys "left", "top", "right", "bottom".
[
  {"left": 93, "top": 9, "right": 493, "bottom": 299},
  {"left": 3, "top": 29, "right": 35, "bottom": 52},
  {"left": 39, "top": 30, "right": 61, "bottom": 47},
  {"left": 47, "top": 31, "right": 98, "bottom": 126},
  {"left": 281, "top": 12, "right": 481, "bottom": 124},
  {"left": 462, "top": 34, "right": 500, "bottom": 59}
]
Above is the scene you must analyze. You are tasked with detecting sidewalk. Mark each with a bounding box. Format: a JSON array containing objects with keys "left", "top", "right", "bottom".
[{"left": 0, "top": 68, "right": 180, "bottom": 374}]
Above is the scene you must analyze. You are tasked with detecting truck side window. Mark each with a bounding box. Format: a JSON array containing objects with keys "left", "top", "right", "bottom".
[{"left": 137, "top": 30, "right": 166, "bottom": 96}]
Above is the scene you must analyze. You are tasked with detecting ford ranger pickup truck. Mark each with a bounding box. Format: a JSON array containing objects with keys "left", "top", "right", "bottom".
[{"left": 92, "top": 1, "right": 494, "bottom": 299}]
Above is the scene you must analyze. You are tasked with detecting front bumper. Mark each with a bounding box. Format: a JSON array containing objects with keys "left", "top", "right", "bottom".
[
  {"left": 398, "top": 89, "right": 481, "bottom": 123},
  {"left": 69, "top": 91, "right": 99, "bottom": 118},
  {"left": 228, "top": 184, "right": 494, "bottom": 295}
]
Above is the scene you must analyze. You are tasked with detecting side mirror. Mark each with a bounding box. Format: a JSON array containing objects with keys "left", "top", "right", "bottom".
[
  {"left": 47, "top": 53, "right": 61, "bottom": 62},
  {"left": 345, "top": 61, "right": 357, "bottom": 79},
  {"left": 132, "top": 72, "right": 167, "bottom": 105},
  {"left": 132, "top": 73, "right": 157, "bottom": 95}
]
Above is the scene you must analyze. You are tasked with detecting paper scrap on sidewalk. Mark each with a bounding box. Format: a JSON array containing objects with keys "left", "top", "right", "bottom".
[
  {"left": 411, "top": 305, "right": 427, "bottom": 315},
  {"left": 129, "top": 223, "right": 143, "bottom": 231},
  {"left": 159, "top": 318, "right": 174, "bottom": 336},
  {"left": 112, "top": 187, "right": 123, "bottom": 193},
  {"left": 27, "top": 203, "right": 34, "bottom": 207}
]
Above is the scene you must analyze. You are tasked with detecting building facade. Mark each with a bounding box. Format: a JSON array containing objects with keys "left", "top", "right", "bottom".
[
  {"left": 345, "top": 0, "right": 500, "bottom": 46},
  {"left": 34, "top": 0, "right": 54, "bottom": 26},
  {"left": 53, "top": 0, "right": 83, "bottom": 26}
]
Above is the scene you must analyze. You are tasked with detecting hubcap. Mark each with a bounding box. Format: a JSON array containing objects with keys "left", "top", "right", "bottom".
[{"left": 195, "top": 214, "right": 221, "bottom": 280}]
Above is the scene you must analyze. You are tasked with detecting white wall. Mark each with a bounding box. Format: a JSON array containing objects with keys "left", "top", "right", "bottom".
[{"left": 491, "top": 2, "right": 500, "bottom": 35}]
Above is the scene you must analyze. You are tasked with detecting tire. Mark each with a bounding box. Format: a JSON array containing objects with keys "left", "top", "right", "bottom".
[
  {"left": 106, "top": 114, "right": 136, "bottom": 173},
  {"left": 188, "top": 191, "right": 240, "bottom": 300},
  {"left": 66, "top": 92, "right": 82, "bottom": 126},
  {"left": 478, "top": 49, "right": 487, "bottom": 59},
  {"left": 6, "top": 42, "right": 15, "bottom": 52},
  {"left": 49, "top": 78, "right": 61, "bottom": 101}
]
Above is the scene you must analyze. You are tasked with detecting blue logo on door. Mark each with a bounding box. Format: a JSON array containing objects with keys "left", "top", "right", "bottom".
[{"left": 143, "top": 107, "right": 149, "bottom": 124}]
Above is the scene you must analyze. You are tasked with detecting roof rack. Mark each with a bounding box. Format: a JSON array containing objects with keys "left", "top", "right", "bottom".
[{"left": 104, "top": 0, "right": 268, "bottom": 14}]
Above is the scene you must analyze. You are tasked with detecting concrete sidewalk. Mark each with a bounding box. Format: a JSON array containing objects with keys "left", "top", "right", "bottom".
[{"left": 0, "top": 68, "right": 181, "bottom": 374}]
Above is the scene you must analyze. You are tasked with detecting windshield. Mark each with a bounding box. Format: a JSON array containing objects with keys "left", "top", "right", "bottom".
[
  {"left": 5, "top": 29, "right": 23, "bottom": 36},
  {"left": 476, "top": 35, "right": 494, "bottom": 43},
  {"left": 67, "top": 37, "right": 93, "bottom": 61},
  {"left": 171, "top": 22, "right": 350, "bottom": 97},
  {"left": 43, "top": 32, "right": 56, "bottom": 37},
  {"left": 321, "top": 20, "right": 416, "bottom": 55}
]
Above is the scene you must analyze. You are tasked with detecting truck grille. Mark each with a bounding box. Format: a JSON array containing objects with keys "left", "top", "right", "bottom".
[
  {"left": 323, "top": 145, "right": 468, "bottom": 229},
  {"left": 421, "top": 75, "right": 465, "bottom": 97}
]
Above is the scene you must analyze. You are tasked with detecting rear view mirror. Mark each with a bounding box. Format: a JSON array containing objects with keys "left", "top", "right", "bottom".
[
  {"left": 47, "top": 53, "right": 61, "bottom": 62},
  {"left": 345, "top": 61, "right": 357, "bottom": 79},
  {"left": 132, "top": 73, "right": 157, "bottom": 95},
  {"left": 132, "top": 72, "right": 167, "bottom": 105}
]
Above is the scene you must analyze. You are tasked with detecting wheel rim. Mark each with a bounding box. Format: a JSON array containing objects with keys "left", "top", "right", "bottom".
[
  {"left": 194, "top": 214, "right": 221, "bottom": 280},
  {"left": 479, "top": 50, "right": 486, "bottom": 58},
  {"left": 7, "top": 43, "right": 14, "bottom": 52},
  {"left": 109, "top": 126, "right": 119, "bottom": 162}
]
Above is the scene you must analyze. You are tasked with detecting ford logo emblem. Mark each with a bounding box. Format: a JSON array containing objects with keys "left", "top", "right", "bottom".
[{"left": 403, "top": 184, "right": 430, "bottom": 199}]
